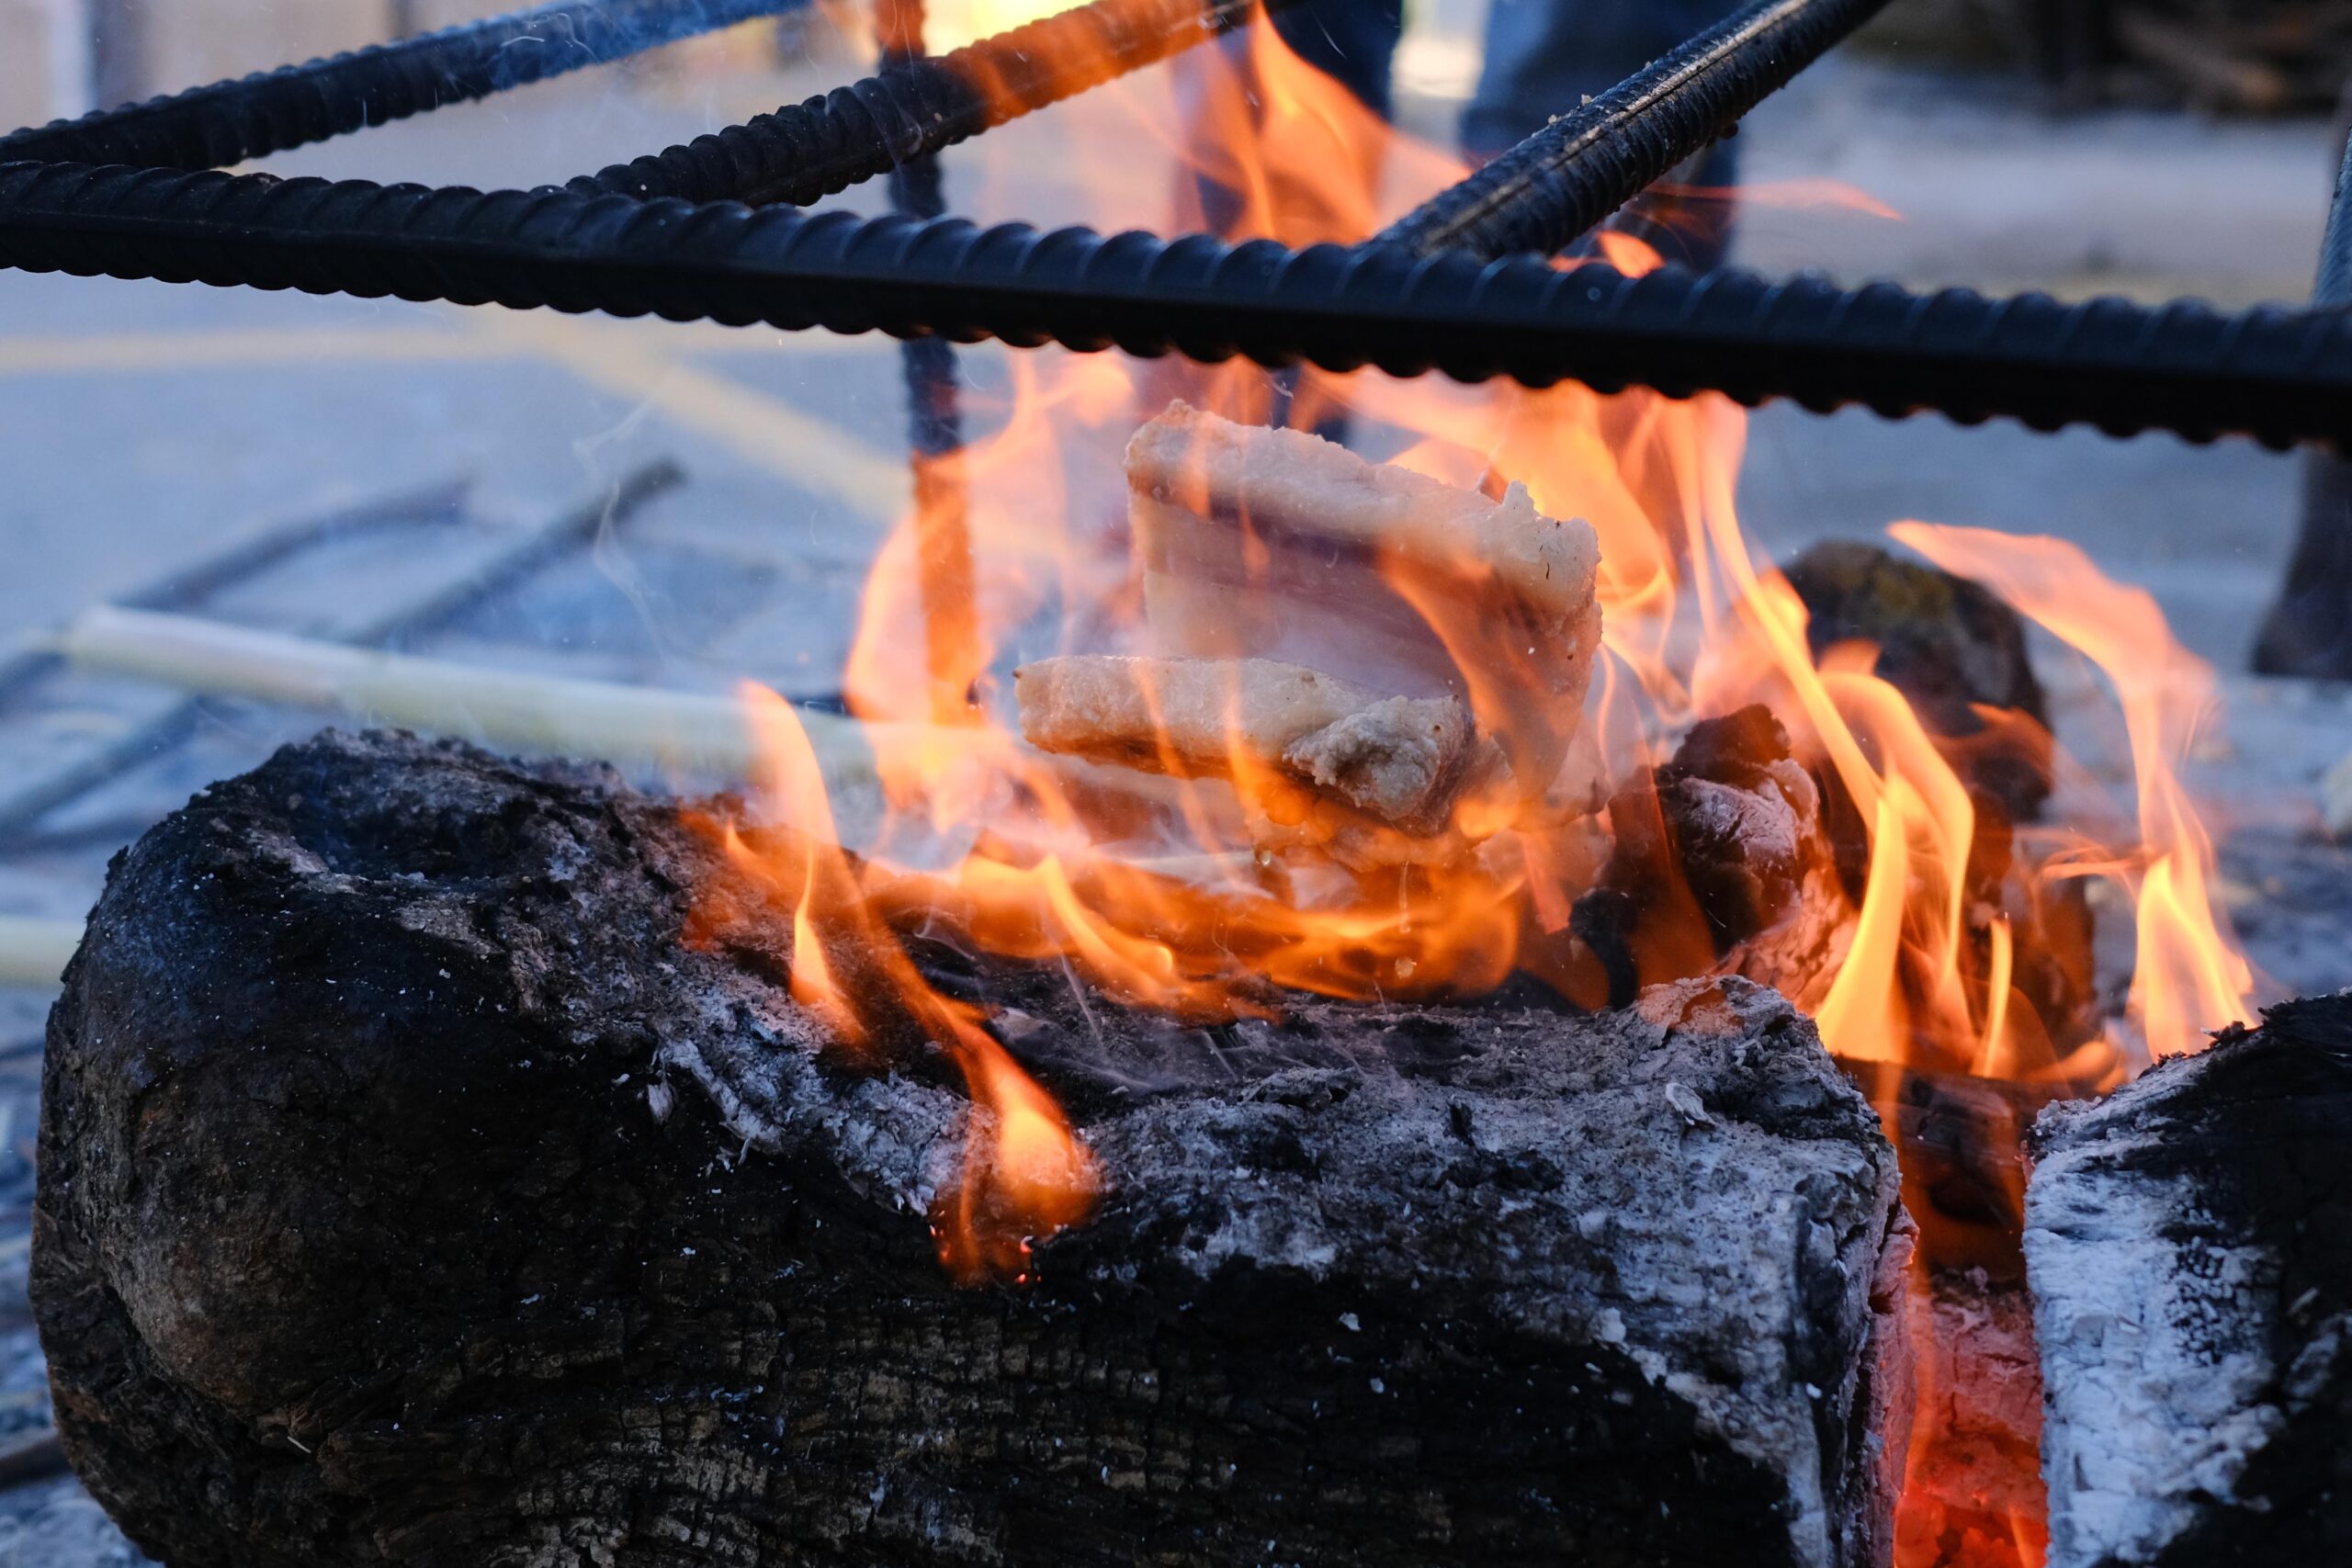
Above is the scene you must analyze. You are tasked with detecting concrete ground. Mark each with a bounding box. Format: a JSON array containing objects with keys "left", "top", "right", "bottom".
[{"left": 0, "top": 11, "right": 2346, "bottom": 1559}]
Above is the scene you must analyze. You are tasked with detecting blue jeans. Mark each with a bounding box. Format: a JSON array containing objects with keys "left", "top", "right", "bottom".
[
  {"left": 1265, "top": 0, "right": 1745, "bottom": 267},
  {"left": 1460, "top": 0, "right": 1744, "bottom": 156}
]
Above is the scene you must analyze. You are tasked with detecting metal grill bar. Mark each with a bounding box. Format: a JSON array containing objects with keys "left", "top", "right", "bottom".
[
  {"left": 570, "top": 0, "right": 1271, "bottom": 206},
  {"left": 0, "top": 161, "right": 2343, "bottom": 449},
  {"left": 876, "top": 0, "right": 983, "bottom": 725},
  {"left": 0, "top": 0, "right": 808, "bottom": 173},
  {"left": 1380, "top": 0, "right": 1891, "bottom": 261}
]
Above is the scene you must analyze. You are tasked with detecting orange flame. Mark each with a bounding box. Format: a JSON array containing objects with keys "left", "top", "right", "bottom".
[
  {"left": 1889, "top": 524, "right": 2254, "bottom": 1061},
  {"left": 690, "top": 20, "right": 2256, "bottom": 1562},
  {"left": 699, "top": 683, "right": 1097, "bottom": 1284}
]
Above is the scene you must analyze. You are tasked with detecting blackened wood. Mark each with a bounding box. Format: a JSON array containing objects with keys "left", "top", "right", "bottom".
[
  {"left": 2025, "top": 993, "right": 2352, "bottom": 1568},
  {"left": 1782, "top": 540, "right": 2050, "bottom": 828},
  {"left": 36, "top": 731, "right": 1907, "bottom": 1568},
  {"left": 1572, "top": 705, "right": 1849, "bottom": 1011}
]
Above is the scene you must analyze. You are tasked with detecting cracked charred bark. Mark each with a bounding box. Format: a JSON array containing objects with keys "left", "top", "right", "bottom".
[{"left": 37, "top": 731, "right": 1908, "bottom": 1568}]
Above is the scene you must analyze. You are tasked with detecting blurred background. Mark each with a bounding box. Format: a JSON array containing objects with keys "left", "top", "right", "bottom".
[{"left": 0, "top": 5, "right": 2348, "bottom": 1557}]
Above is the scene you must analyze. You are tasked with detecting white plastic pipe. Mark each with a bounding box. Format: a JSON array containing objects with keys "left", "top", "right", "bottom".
[
  {"left": 57, "top": 604, "right": 878, "bottom": 784},
  {"left": 0, "top": 915, "right": 80, "bottom": 989}
]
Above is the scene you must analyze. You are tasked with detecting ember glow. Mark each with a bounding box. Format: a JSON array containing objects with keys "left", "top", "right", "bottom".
[{"left": 688, "top": 15, "right": 2256, "bottom": 1563}]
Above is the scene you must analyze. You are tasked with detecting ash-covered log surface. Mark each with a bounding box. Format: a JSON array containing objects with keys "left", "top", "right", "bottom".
[
  {"left": 2025, "top": 992, "right": 2352, "bottom": 1568},
  {"left": 37, "top": 731, "right": 1905, "bottom": 1568}
]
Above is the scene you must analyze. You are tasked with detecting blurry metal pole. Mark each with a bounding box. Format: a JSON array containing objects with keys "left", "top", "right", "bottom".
[
  {"left": 879, "top": 0, "right": 981, "bottom": 726},
  {"left": 86, "top": 0, "right": 145, "bottom": 111},
  {"left": 2252, "top": 126, "right": 2352, "bottom": 678}
]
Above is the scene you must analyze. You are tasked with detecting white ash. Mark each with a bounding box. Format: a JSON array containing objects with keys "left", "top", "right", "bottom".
[
  {"left": 2025, "top": 1031, "right": 2348, "bottom": 1568},
  {"left": 2027, "top": 1159, "right": 2281, "bottom": 1563}
]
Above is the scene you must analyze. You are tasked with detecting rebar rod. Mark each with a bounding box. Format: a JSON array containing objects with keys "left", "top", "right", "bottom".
[
  {"left": 571, "top": 0, "right": 1272, "bottom": 206},
  {"left": 0, "top": 0, "right": 808, "bottom": 173},
  {"left": 1379, "top": 0, "right": 1893, "bottom": 261},
  {"left": 876, "top": 0, "right": 982, "bottom": 725},
  {"left": 1, "top": 162, "right": 2346, "bottom": 449}
]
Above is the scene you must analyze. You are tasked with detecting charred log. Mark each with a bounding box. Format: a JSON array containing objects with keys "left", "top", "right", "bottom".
[
  {"left": 36, "top": 730, "right": 1910, "bottom": 1568},
  {"left": 1844, "top": 1062, "right": 2063, "bottom": 1280},
  {"left": 1782, "top": 540, "right": 2051, "bottom": 831},
  {"left": 2024, "top": 993, "right": 2352, "bottom": 1568},
  {"left": 1573, "top": 705, "right": 1849, "bottom": 1010}
]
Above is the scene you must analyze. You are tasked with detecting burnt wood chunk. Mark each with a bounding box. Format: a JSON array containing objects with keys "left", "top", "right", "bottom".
[
  {"left": 1783, "top": 540, "right": 2050, "bottom": 826},
  {"left": 2024, "top": 994, "right": 2352, "bottom": 1568},
  {"left": 37, "top": 731, "right": 1907, "bottom": 1568},
  {"left": 1574, "top": 705, "right": 1846, "bottom": 1010}
]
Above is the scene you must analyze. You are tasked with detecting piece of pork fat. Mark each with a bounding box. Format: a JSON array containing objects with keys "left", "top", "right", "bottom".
[
  {"left": 1125, "top": 401, "right": 1603, "bottom": 799},
  {"left": 1013, "top": 654, "right": 1502, "bottom": 837}
]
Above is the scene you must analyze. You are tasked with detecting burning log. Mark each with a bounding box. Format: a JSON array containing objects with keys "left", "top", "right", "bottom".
[
  {"left": 1119, "top": 401, "right": 1602, "bottom": 804},
  {"left": 38, "top": 730, "right": 1910, "bottom": 1568},
  {"left": 2023, "top": 994, "right": 2352, "bottom": 1568},
  {"left": 1013, "top": 654, "right": 1498, "bottom": 837},
  {"left": 1894, "top": 1270, "right": 2048, "bottom": 1568}
]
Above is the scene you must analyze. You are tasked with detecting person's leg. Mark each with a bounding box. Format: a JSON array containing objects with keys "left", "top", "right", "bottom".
[
  {"left": 1161, "top": 1, "right": 1404, "bottom": 431},
  {"left": 2254, "top": 114, "right": 2352, "bottom": 678},
  {"left": 1182, "top": 0, "right": 1404, "bottom": 237},
  {"left": 1463, "top": 0, "right": 1744, "bottom": 268},
  {"left": 1270, "top": 0, "right": 1405, "bottom": 119}
]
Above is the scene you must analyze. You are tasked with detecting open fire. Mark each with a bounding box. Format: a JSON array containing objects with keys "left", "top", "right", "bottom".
[{"left": 683, "top": 17, "right": 2256, "bottom": 1568}]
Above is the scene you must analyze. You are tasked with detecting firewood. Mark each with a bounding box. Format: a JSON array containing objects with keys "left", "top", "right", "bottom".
[
  {"left": 1013, "top": 654, "right": 1499, "bottom": 836},
  {"left": 2114, "top": 12, "right": 2294, "bottom": 113},
  {"left": 2024, "top": 993, "right": 2352, "bottom": 1567},
  {"left": 1125, "top": 402, "right": 1602, "bottom": 798},
  {"left": 37, "top": 729, "right": 1910, "bottom": 1568},
  {"left": 1568, "top": 705, "right": 1851, "bottom": 1010},
  {"left": 1782, "top": 540, "right": 2050, "bottom": 828}
]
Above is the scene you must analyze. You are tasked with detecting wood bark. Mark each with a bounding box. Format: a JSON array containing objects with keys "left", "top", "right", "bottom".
[
  {"left": 36, "top": 730, "right": 1909, "bottom": 1568},
  {"left": 2025, "top": 993, "right": 2352, "bottom": 1567}
]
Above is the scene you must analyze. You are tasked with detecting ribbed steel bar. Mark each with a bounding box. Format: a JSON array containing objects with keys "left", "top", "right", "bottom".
[
  {"left": 0, "top": 0, "right": 807, "bottom": 173},
  {"left": 1380, "top": 0, "right": 1892, "bottom": 261},
  {"left": 571, "top": 0, "right": 1272, "bottom": 206},
  {"left": 877, "top": 0, "right": 983, "bottom": 724},
  {"left": 1, "top": 162, "right": 2346, "bottom": 449}
]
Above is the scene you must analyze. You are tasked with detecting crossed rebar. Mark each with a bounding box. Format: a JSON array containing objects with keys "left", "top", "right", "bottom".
[{"left": 0, "top": 0, "right": 2342, "bottom": 449}]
